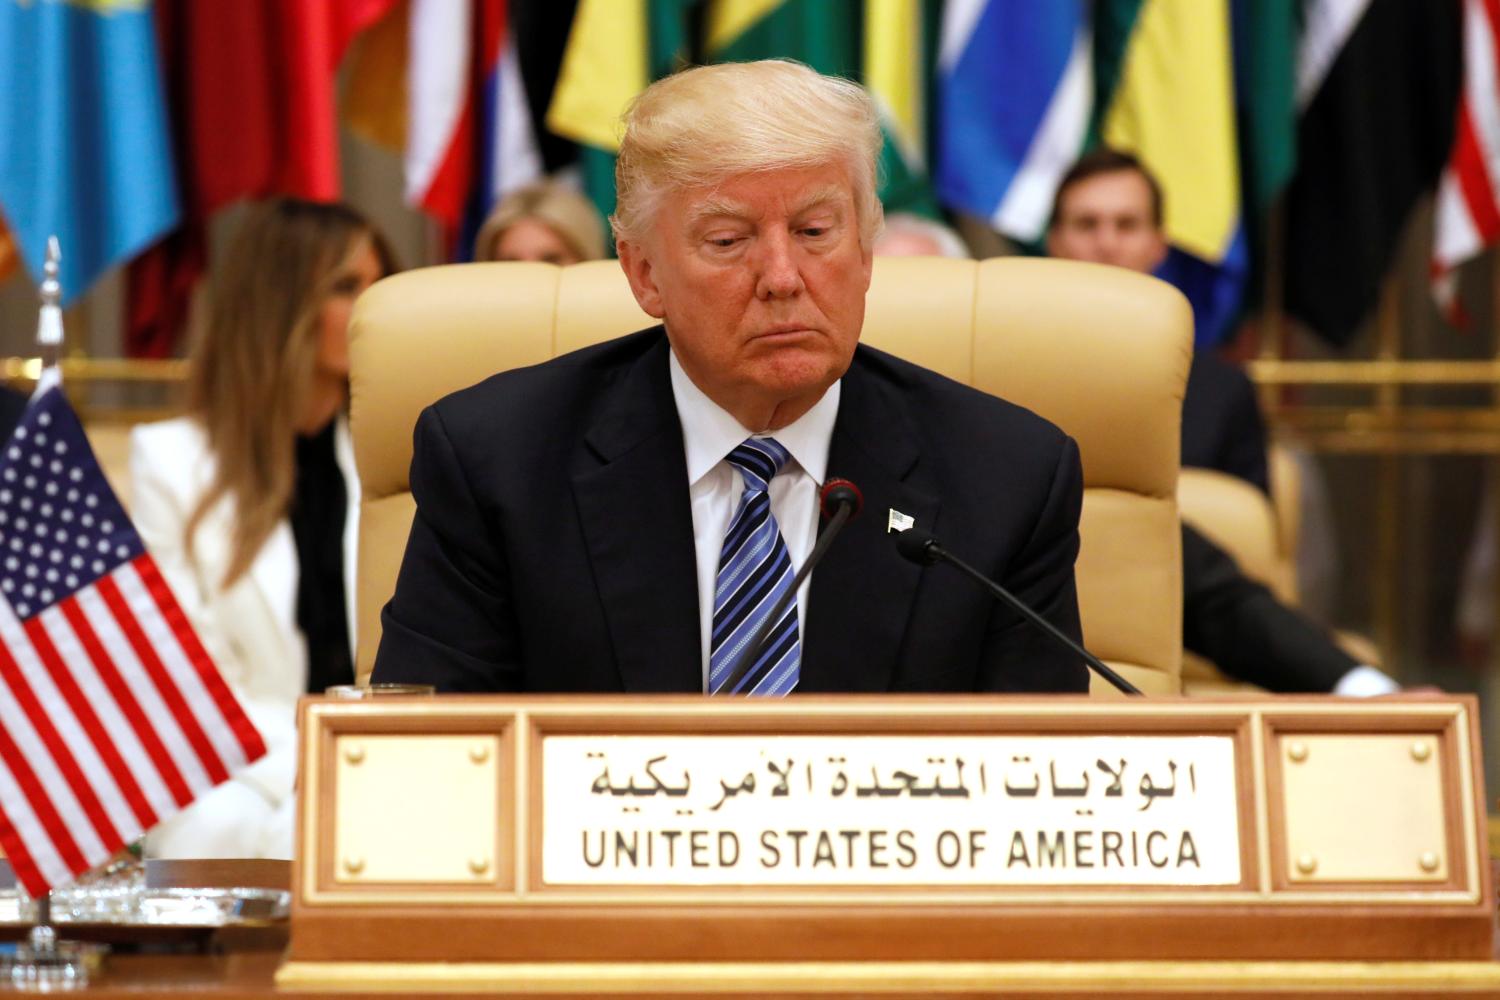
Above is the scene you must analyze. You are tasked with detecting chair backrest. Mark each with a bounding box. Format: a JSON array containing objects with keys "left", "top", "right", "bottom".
[
  {"left": 1177, "top": 449, "right": 1309, "bottom": 695},
  {"left": 1179, "top": 467, "right": 1295, "bottom": 604},
  {"left": 351, "top": 257, "right": 1192, "bottom": 693}
]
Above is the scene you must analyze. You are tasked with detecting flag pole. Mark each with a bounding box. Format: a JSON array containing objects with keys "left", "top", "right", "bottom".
[
  {"left": 34, "top": 236, "right": 63, "bottom": 396},
  {"left": 0, "top": 236, "right": 108, "bottom": 989}
]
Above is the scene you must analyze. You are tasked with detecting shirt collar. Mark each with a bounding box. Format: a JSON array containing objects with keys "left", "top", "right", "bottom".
[{"left": 668, "top": 347, "right": 840, "bottom": 486}]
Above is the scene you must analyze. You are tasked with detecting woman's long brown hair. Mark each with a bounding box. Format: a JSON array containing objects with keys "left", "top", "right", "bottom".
[{"left": 183, "top": 198, "right": 395, "bottom": 588}]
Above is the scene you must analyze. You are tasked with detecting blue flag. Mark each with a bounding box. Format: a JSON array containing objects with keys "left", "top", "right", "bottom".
[
  {"left": 0, "top": 0, "right": 179, "bottom": 304},
  {"left": 935, "top": 0, "right": 1091, "bottom": 243}
]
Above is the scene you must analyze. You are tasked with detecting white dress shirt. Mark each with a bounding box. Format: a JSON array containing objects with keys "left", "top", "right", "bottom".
[{"left": 668, "top": 349, "right": 840, "bottom": 691}]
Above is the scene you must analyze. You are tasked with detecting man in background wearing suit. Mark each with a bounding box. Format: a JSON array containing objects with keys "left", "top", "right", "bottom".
[
  {"left": 1048, "top": 149, "right": 1396, "bottom": 695},
  {"left": 372, "top": 60, "right": 1088, "bottom": 695},
  {"left": 1047, "top": 148, "right": 1269, "bottom": 491}
]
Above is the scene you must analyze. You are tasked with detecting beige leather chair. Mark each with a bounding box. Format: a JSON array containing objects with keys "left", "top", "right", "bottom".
[
  {"left": 350, "top": 257, "right": 1193, "bottom": 694},
  {"left": 1177, "top": 467, "right": 1288, "bottom": 695},
  {"left": 1178, "top": 446, "right": 1380, "bottom": 694},
  {"left": 1179, "top": 467, "right": 1296, "bottom": 605}
]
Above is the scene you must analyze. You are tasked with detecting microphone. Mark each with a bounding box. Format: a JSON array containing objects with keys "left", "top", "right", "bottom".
[
  {"left": 894, "top": 527, "right": 1142, "bottom": 696},
  {"left": 721, "top": 478, "right": 864, "bottom": 693}
]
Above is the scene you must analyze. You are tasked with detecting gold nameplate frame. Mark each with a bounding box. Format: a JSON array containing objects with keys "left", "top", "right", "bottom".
[{"left": 284, "top": 694, "right": 1491, "bottom": 968}]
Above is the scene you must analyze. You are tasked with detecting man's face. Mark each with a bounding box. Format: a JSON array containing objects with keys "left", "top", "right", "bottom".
[
  {"left": 617, "top": 161, "right": 873, "bottom": 431},
  {"left": 1046, "top": 169, "right": 1167, "bottom": 275}
]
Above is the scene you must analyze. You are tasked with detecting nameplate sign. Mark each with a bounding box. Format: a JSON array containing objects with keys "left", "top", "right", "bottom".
[{"left": 542, "top": 735, "right": 1240, "bottom": 886}]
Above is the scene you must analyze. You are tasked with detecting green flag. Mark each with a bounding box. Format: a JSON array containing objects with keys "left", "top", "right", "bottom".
[
  {"left": 548, "top": 0, "right": 694, "bottom": 240},
  {"left": 705, "top": 0, "right": 937, "bottom": 215},
  {"left": 1233, "top": 0, "right": 1297, "bottom": 308}
]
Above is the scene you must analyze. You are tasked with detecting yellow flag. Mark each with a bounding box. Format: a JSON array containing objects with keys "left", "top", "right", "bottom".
[
  {"left": 1102, "top": 0, "right": 1238, "bottom": 263},
  {"left": 864, "top": 0, "right": 924, "bottom": 169},
  {"left": 547, "top": 0, "right": 649, "bottom": 152},
  {"left": 704, "top": 0, "right": 782, "bottom": 54}
]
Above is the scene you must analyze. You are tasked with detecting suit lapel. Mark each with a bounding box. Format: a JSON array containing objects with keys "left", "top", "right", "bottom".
[
  {"left": 802, "top": 356, "right": 939, "bottom": 692},
  {"left": 571, "top": 333, "right": 702, "bottom": 692}
]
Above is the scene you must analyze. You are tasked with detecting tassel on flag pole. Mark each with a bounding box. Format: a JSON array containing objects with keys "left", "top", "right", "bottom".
[{"left": 34, "top": 237, "right": 63, "bottom": 399}]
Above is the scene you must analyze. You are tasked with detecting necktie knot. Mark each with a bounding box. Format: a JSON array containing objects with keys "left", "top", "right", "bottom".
[{"left": 726, "top": 437, "right": 790, "bottom": 493}]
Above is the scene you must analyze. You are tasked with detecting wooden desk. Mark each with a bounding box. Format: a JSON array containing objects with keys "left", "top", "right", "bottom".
[
  {"left": 69, "top": 950, "right": 1500, "bottom": 998},
  {"left": 24, "top": 862, "right": 1500, "bottom": 998}
]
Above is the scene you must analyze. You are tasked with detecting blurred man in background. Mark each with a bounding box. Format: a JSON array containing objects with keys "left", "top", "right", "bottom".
[
  {"left": 1047, "top": 148, "right": 1268, "bottom": 492},
  {"left": 1046, "top": 149, "right": 1397, "bottom": 696}
]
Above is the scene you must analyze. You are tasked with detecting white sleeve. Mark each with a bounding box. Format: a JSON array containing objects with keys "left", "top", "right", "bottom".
[
  {"left": 129, "top": 427, "right": 294, "bottom": 808},
  {"left": 1332, "top": 665, "right": 1401, "bottom": 697}
]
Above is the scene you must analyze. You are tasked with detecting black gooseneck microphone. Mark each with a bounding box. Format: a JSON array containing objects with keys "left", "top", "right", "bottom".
[
  {"left": 894, "top": 527, "right": 1143, "bottom": 696},
  {"left": 722, "top": 478, "right": 864, "bottom": 693}
]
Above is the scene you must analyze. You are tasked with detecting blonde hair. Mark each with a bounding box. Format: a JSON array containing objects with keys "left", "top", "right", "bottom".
[
  {"left": 613, "top": 60, "right": 884, "bottom": 249},
  {"left": 185, "top": 198, "right": 396, "bottom": 588},
  {"left": 472, "top": 180, "right": 606, "bottom": 262}
]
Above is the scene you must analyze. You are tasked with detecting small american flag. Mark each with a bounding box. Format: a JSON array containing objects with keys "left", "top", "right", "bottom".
[{"left": 0, "top": 387, "right": 265, "bottom": 896}]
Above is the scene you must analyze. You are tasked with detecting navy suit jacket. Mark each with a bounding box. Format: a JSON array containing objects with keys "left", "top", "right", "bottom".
[
  {"left": 372, "top": 328, "right": 1088, "bottom": 694},
  {"left": 1182, "top": 353, "right": 1268, "bottom": 494}
]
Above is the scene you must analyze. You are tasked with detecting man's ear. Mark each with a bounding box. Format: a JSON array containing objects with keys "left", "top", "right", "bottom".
[
  {"left": 1146, "top": 227, "right": 1169, "bottom": 273},
  {"left": 617, "top": 238, "right": 666, "bottom": 319}
]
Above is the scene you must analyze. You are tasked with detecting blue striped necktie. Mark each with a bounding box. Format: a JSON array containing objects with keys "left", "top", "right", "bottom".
[{"left": 708, "top": 438, "right": 801, "bottom": 696}]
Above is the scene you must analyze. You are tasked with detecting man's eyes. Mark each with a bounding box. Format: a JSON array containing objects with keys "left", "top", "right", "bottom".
[{"left": 700, "top": 223, "right": 835, "bottom": 248}]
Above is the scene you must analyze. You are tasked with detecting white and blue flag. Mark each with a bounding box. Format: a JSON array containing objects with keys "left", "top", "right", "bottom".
[{"left": 935, "top": 0, "right": 1091, "bottom": 244}]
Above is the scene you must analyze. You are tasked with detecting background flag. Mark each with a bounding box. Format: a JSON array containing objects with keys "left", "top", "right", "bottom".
[
  {"left": 125, "top": 0, "right": 397, "bottom": 358},
  {"left": 0, "top": 0, "right": 179, "bottom": 305},
  {"left": 705, "top": 0, "right": 938, "bottom": 214},
  {"left": 406, "top": 0, "right": 542, "bottom": 248},
  {"left": 0, "top": 387, "right": 265, "bottom": 898},
  {"left": 935, "top": 0, "right": 1091, "bottom": 243},
  {"left": 344, "top": 0, "right": 412, "bottom": 154},
  {"left": 1094, "top": 0, "right": 1246, "bottom": 346},
  {"left": 0, "top": 215, "right": 16, "bottom": 285},
  {"left": 1231, "top": 0, "right": 1297, "bottom": 317},
  {"left": 1432, "top": 0, "right": 1500, "bottom": 326},
  {"left": 863, "top": 0, "right": 939, "bottom": 216},
  {"left": 547, "top": 0, "right": 690, "bottom": 227},
  {"left": 1284, "top": 0, "right": 1462, "bottom": 346}
]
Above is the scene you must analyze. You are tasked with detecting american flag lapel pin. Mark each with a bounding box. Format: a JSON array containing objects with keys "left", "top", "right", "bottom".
[{"left": 887, "top": 509, "right": 915, "bottom": 534}]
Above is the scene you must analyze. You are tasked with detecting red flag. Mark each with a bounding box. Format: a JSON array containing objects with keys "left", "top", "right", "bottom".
[
  {"left": 0, "top": 388, "right": 266, "bottom": 896},
  {"left": 0, "top": 214, "right": 17, "bottom": 285},
  {"left": 125, "top": 0, "right": 398, "bottom": 358},
  {"left": 1432, "top": 0, "right": 1500, "bottom": 327}
]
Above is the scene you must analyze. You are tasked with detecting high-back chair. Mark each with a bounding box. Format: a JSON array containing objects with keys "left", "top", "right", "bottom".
[{"left": 350, "top": 257, "right": 1192, "bottom": 694}]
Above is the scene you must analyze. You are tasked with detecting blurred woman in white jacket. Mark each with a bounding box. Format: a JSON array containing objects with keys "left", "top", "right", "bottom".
[{"left": 130, "top": 199, "right": 394, "bottom": 859}]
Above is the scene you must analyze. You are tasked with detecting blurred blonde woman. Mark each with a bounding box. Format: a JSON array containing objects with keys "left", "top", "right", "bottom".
[
  {"left": 473, "top": 179, "right": 606, "bottom": 263},
  {"left": 129, "top": 198, "right": 395, "bottom": 859}
]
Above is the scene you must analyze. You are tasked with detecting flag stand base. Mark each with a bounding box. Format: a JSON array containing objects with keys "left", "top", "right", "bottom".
[
  {"left": 2, "top": 923, "right": 109, "bottom": 991},
  {"left": 1, "top": 894, "right": 108, "bottom": 991}
]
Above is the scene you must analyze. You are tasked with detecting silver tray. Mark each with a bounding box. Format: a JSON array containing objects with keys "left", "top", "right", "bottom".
[{"left": 0, "top": 885, "right": 289, "bottom": 928}]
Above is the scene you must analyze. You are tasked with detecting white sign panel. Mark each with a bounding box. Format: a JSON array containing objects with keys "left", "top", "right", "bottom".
[{"left": 542, "top": 735, "right": 1240, "bottom": 887}]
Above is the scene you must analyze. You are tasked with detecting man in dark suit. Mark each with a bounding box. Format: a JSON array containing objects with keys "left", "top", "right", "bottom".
[
  {"left": 1045, "top": 147, "right": 1268, "bottom": 491},
  {"left": 372, "top": 61, "right": 1088, "bottom": 695},
  {"left": 1048, "top": 148, "right": 1394, "bottom": 695}
]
